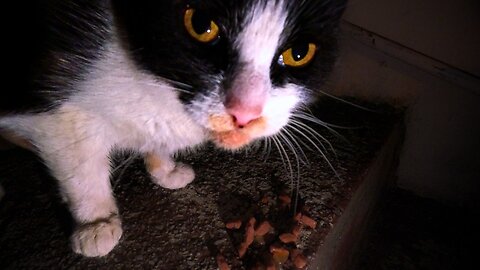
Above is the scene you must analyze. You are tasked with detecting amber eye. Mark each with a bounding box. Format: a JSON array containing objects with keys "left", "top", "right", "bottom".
[
  {"left": 184, "top": 8, "right": 219, "bottom": 43},
  {"left": 278, "top": 43, "right": 317, "bottom": 68}
]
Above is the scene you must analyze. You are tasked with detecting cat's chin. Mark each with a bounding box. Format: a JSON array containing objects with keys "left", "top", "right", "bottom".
[
  {"left": 208, "top": 114, "right": 267, "bottom": 150},
  {"left": 211, "top": 130, "right": 254, "bottom": 150}
]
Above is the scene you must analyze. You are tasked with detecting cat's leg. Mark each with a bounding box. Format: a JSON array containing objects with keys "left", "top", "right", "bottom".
[
  {"left": 41, "top": 139, "right": 122, "bottom": 257},
  {"left": 145, "top": 152, "right": 195, "bottom": 189}
]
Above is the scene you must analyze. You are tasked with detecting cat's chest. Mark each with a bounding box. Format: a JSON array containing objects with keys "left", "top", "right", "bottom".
[
  {"left": 117, "top": 102, "right": 207, "bottom": 152},
  {"left": 75, "top": 46, "right": 207, "bottom": 153}
]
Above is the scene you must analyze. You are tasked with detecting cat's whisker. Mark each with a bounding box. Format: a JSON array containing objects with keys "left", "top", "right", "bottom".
[
  {"left": 294, "top": 110, "right": 355, "bottom": 131},
  {"left": 278, "top": 131, "right": 301, "bottom": 170},
  {"left": 307, "top": 87, "right": 376, "bottom": 112},
  {"left": 174, "top": 88, "right": 195, "bottom": 95},
  {"left": 287, "top": 120, "right": 341, "bottom": 180},
  {"left": 271, "top": 135, "right": 292, "bottom": 181},
  {"left": 111, "top": 152, "right": 138, "bottom": 189},
  {"left": 291, "top": 113, "right": 349, "bottom": 145},
  {"left": 261, "top": 137, "right": 273, "bottom": 163},
  {"left": 289, "top": 119, "right": 331, "bottom": 154},
  {"left": 277, "top": 130, "right": 301, "bottom": 214},
  {"left": 280, "top": 128, "right": 310, "bottom": 165}
]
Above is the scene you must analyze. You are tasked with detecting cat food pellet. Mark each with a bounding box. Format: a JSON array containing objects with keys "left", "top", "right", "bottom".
[
  {"left": 269, "top": 243, "right": 283, "bottom": 253},
  {"left": 238, "top": 217, "right": 256, "bottom": 257},
  {"left": 265, "top": 258, "right": 277, "bottom": 270},
  {"left": 266, "top": 264, "right": 277, "bottom": 270},
  {"left": 290, "top": 248, "right": 301, "bottom": 260},
  {"left": 299, "top": 215, "right": 317, "bottom": 229},
  {"left": 293, "top": 253, "right": 307, "bottom": 268},
  {"left": 261, "top": 195, "right": 270, "bottom": 204},
  {"left": 292, "top": 224, "right": 303, "bottom": 237},
  {"left": 294, "top": 212, "right": 303, "bottom": 222},
  {"left": 272, "top": 247, "right": 290, "bottom": 264},
  {"left": 279, "top": 233, "right": 297, "bottom": 244},
  {"left": 237, "top": 243, "right": 248, "bottom": 258},
  {"left": 216, "top": 254, "right": 231, "bottom": 270},
  {"left": 254, "top": 235, "right": 266, "bottom": 245},
  {"left": 278, "top": 194, "right": 291, "bottom": 205},
  {"left": 225, "top": 220, "right": 242, "bottom": 229},
  {"left": 251, "top": 262, "right": 266, "bottom": 270},
  {"left": 255, "top": 221, "right": 273, "bottom": 236}
]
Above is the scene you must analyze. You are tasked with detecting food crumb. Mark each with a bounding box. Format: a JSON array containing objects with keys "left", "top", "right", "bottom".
[
  {"left": 216, "top": 254, "right": 230, "bottom": 270},
  {"left": 293, "top": 253, "right": 307, "bottom": 269},
  {"left": 238, "top": 217, "right": 256, "bottom": 258},
  {"left": 271, "top": 247, "right": 290, "bottom": 264},
  {"left": 299, "top": 214, "right": 317, "bottom": 229},
  {"left": 279, "top": 233, "right": 297, "bottom": 244},
  {"left": 255, "top": 221, "right": 273, "bottom": 236},
  {"left": 291, "top": 224, "right": 303, "bottom": 237},
  {"left": 278, "top": 194, "right": 291, "bottom": 206},
  {"left": 225, "top": 220, "right": 242, "bottom": 230}
]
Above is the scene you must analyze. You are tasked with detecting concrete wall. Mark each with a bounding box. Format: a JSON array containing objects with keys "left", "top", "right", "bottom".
[
  {"left": 330, "top": 0, "right": 480, "bottom": 207},
  {"left": 343, "top": 0, "right": 480, "bottom": 77}
]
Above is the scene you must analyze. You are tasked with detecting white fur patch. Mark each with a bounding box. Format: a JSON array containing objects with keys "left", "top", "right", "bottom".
[
  {"left": 0, "top": 37, "right": 207, "bottom": 223},
  {"left": 235, "top": 1, "right": 287, "bottom": 69}
]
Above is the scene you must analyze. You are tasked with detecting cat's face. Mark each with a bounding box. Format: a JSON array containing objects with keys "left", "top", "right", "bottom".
[{"left": 114, "top": 0, "right": 346, "bottom": 150}]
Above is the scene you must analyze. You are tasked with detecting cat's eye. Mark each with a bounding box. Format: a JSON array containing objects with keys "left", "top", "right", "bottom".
[
  {"left": 184, "top": 8, "right": 220, "bottom": 43},
  {"left": 278, "top": 43, "right": 317, "bottom": 68}
]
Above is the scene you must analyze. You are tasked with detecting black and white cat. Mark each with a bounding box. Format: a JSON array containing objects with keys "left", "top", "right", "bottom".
[{"left": 0, "top": 0, "right": 346, "bottom": 257}]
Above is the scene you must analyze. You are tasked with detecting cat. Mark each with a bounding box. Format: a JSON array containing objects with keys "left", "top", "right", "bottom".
[{"left": 0, "top": 0, "right": 347, "bottom": 257}]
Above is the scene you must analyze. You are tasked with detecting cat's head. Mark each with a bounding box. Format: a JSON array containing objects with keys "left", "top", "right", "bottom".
[{"left": 114, "top": 0, "right": 347, "bottom": 150}]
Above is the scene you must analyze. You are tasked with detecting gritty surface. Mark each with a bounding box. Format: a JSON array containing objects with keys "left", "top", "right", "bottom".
[{"left": 0, "top": 99, "right": 398, "bottom": 269}]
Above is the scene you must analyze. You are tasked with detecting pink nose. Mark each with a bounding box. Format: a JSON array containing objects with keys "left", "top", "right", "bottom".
[{"left": 227, "top": 106, "right": 262, "bottom": 128}]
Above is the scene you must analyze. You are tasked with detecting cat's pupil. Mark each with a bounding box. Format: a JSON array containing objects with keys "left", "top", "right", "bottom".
[
  {"left": 191, "top": 11, "right": 211, "bottom": 34},
  {"left": 292, "top": 43, "right": 309, "bottom": 61}
]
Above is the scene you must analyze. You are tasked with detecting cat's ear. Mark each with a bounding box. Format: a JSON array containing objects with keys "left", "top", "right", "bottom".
[
  {"left": 287, "top": 0, "right": 349, "bottom": 30},
  {"left": 325, "top": 0, "right": 349, "bottom": 27}
]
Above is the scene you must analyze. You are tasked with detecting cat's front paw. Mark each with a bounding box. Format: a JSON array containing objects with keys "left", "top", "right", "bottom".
[
  {"left": 71, "top": 215, "right": 122, "bottom": 257},
  {"left": 150, "top": 163, "right": 195, "bottom": 189}
]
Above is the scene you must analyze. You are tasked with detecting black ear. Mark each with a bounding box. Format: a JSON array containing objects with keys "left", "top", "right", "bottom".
[
  {"left": 284, "top": 0, "right": 349, "bottom": 38},
  {"left": 314, "top": 0, "right": 349, "bottom": 28},
  {"left": 327, "top": 0, "right": 349, "bottom": 26}
]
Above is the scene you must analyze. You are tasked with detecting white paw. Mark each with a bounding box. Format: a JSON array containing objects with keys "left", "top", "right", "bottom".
[
  {"left": 150, "top": 163, "right": 195, "bottom": 189},
  {"left": 71, "top": 215, "right": 123, "bottom": 257}
]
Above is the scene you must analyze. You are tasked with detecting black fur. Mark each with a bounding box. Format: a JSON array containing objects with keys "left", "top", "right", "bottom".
[
  {"left": 114, "top": 0, "right": 347, "bottom": 104},
  {"left": 2, "top": 0, "right": 111, "bottom": 114},
  {"left": 2, "top": 0, "right": 347, "bottom": 113}
]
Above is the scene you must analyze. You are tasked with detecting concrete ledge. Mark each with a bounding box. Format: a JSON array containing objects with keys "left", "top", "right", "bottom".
[{"left": 312, "top": 123, "right": 404, "bottom": 270}]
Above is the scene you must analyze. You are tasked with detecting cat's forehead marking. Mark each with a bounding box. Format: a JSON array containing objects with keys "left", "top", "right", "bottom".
[{"left": 234, "top": 1, "right": 287, "bottom": 70}]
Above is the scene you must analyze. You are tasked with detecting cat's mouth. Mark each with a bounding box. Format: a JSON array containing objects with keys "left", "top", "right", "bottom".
[{"left": 208, "top": 114, "right": 266, "bottom": 150}]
